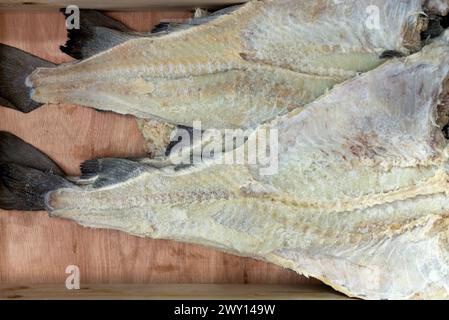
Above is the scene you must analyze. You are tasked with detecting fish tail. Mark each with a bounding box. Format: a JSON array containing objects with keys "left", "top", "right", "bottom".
[
  {"left": 60, "top": 9, "right": 136, "bottom": 60},
  {"left": 0, "top": 43, "right": 55, "bottom": 113},
  {"left": 0, "top": 131, "right": 71, "bottom": 211}
]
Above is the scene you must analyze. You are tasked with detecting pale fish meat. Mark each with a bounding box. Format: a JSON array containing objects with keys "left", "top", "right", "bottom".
[
  {"left": 0, "top": 0, "right": 439, "bottom": 131},
  {"left": 2, "top": 27, "right": 449, "bottom": 299}
]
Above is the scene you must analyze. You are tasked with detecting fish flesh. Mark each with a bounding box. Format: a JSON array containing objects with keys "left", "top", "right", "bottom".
[
  {"left": 1, "top": 0, "right": 435, "bottom": 130},
  {"left": 1, "top": 0, "right": 442, "bottom": 157},
  {"left": 3, "top": 30, "right": 449, "bottom": 298},
  {"left": 2, "top": 0, "right": 449, "bottom": 300}
]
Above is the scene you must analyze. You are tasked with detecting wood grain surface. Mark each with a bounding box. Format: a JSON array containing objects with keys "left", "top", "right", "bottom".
[
  {"left": 0, "top": 11, "right": 319, "bottom": 289},
  {"left": 0, "top": 284, "right": 347, "bottom": 300}
]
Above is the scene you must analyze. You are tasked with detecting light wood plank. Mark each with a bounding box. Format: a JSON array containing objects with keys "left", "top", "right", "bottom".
[{"left": 0, "top": 284, "right": 349, "bottom": 300}]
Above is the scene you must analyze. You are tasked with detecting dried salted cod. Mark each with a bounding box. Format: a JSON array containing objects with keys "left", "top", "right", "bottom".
[
  {"left": 1, "top": 32, "right": 443, "bottom": 300},
  {"left": 19, "top": 0, "right": 432, "bottom": 129}
]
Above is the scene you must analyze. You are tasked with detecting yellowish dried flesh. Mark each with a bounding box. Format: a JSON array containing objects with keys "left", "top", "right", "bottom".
[
  {"left": 47, "top": 33, "right": 449, "bottom": 299},
  {"left": 29, "top": 0, "right": 430, "bottom": 129}
]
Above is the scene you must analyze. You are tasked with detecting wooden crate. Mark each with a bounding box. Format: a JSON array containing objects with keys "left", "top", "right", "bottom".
[
  {"left": 0, "top": 2, "right": 344, "bottom": 299},
  {"left": 0, "top": 0, "right": 243, "bottom": 10}
]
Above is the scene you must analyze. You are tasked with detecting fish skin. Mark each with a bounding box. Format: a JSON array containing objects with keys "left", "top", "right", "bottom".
[
  {"left": 45, "top": 33, "right": 449, "bottom": 299},
  {"left": 28, "top": 0, "right": 430, "bottom": 130}
]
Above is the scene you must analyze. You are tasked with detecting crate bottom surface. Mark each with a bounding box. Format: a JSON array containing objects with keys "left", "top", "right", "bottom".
[{"left": 0, "top": 284, "right": 349, "bottom": 300}]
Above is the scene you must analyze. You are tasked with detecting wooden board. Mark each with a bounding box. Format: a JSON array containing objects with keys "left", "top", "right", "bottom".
[
  {"left": 0, "top": 284, "right": 349, "bottom": 300},
  {"left": 0, "top": 11, "right": 323, "bottom": 292},
  {"left": 0, "top": 0, "right": 244, "bottom": 10}
]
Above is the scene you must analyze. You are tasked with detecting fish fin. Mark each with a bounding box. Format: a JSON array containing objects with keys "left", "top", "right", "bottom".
[
  {"left": 421, "top": 14, "right": 449, "bottom": 40},
  {"left": 80, "top": 158, "right": 143, "bottom": 188},
  {"left": 0, "top": 131, "right": 69, "bottom": 211},
  {"left": 380, "top": 50, "right": 405, "bottom": 59},
  {"left": 0, "top": 43, "right": 55, "bottom": 113},
  {"left": 151, "top": 22, "right": 187, "bottom": 34},
  {"left": 0, "top": 163, "right": 71, "bottom": 211},
  {"left": 0, "top": 131, "right": 65, "bottom": 176},
  {"left": 60, "top": 9, "right": 139, "bottom": 59}
]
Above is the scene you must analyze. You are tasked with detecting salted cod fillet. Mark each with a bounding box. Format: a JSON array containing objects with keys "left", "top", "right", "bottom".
[
  {"left": 2, "top": 29, "right": 449, "bottom": 299},
  {"left": 21, "top": 0, "right": 432, "bottom": 130}
]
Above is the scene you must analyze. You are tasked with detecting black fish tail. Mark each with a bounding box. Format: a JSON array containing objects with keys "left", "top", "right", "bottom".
[
  {"left": 60, "top": 9, "right": 136, "bottom": 60},
  {"left": 0, "top": 131, "right": 71, "bottom": 211},
  {"left": 0, "top": 43, "right": 55, "bottom": 113}
]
